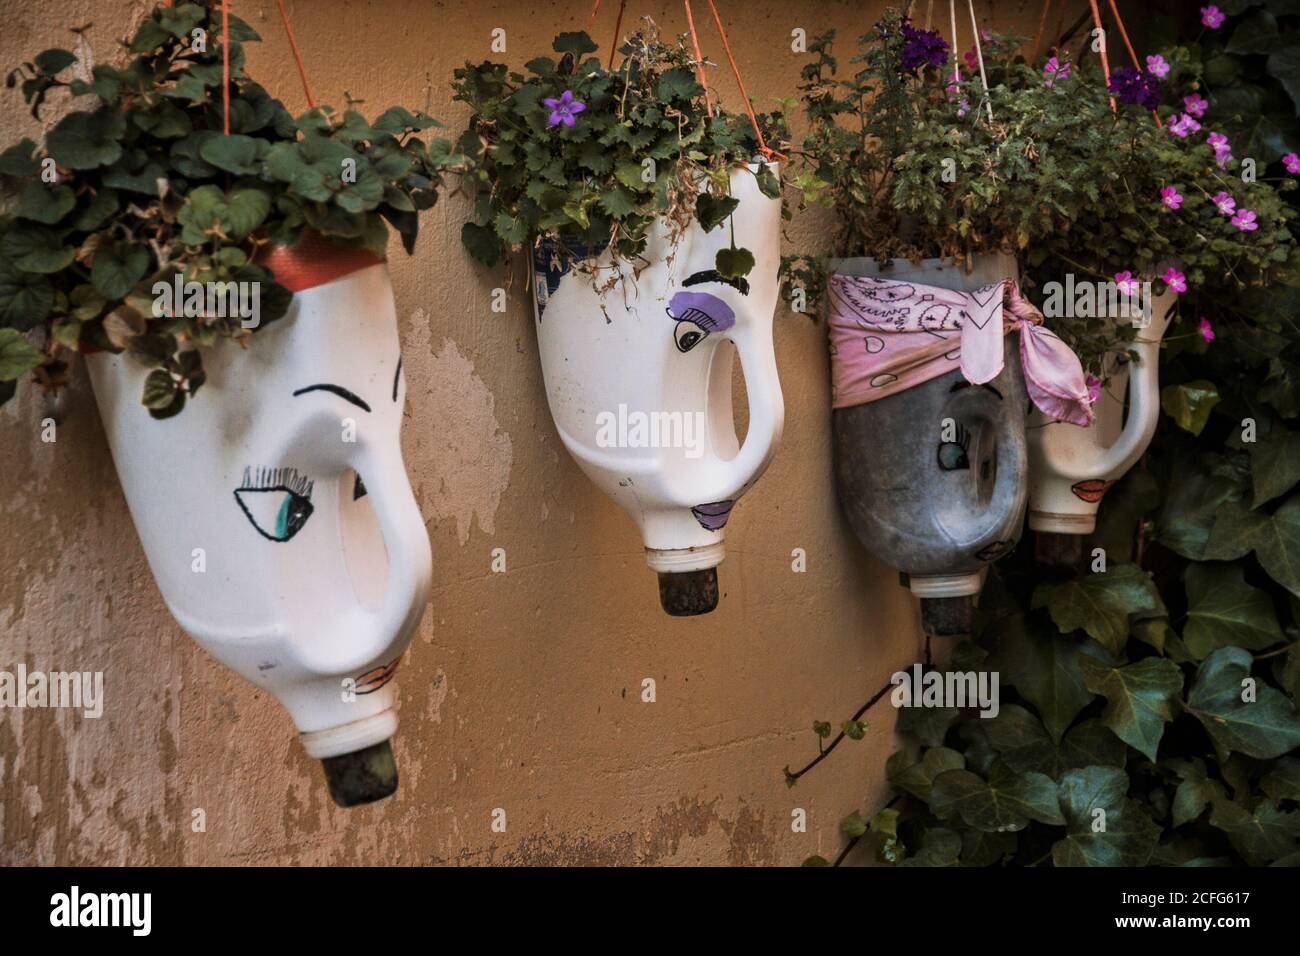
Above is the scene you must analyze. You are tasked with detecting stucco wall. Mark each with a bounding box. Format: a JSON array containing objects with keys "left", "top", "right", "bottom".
[{"left": 1, "top": 0, "right": 1076, "bottom": 865}]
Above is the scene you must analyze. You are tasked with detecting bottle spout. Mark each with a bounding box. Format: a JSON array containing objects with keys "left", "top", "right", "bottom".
[{"left": 320, "top": 739, "right": 398, "bottom": 808}]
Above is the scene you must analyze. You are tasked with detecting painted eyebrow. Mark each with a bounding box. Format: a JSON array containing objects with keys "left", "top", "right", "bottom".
[
  {"left": 392, "top": 356, "right": 402, "bottom": 403},
  {"left": 292, "top": 383, "right": 372, "bottom": 412},
  {"left": 683, "top": 270, "right": 750, "bottom": 296},
  {"left": 948, "top": 381, "right": 1004, "bottom": 400}
]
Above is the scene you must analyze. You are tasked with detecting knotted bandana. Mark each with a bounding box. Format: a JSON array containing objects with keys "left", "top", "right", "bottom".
[{"left": 827, "top": 273, "right": 1094, "bottom": 426}]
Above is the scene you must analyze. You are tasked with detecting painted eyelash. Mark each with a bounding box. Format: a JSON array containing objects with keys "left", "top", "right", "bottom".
[
  {"left": 239, "top": 466, "right": 314, "bottom": 499},
  {"left": 951, "top": 423, "right": 972, "bottom": 450}
]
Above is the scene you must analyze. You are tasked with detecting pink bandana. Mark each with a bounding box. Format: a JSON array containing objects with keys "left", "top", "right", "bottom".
[{"left": 827, "top": 274, "right": 1094, "bottom": 426}]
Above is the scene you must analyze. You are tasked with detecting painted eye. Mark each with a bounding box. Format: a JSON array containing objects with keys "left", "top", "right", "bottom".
[
  {"left": 673, "top": 319, "right": 709, "bottom": 353},
  {"left": 937, "top": 442, "right": 970, "bottom": 471},
  {"left": 235, "top": 467, "right": 315, "bottom": 542}
]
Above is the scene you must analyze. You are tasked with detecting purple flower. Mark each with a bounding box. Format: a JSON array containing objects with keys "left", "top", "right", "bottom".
[
  {"left": 1162, "top": 267, "right": 1187, "bottom": 293},
  {"left": 1183, "top": 93, "right": 1208, "bottom": 117},
  {"left": 1108, "top": 66, "right": 1162, "bottom": 110},
  {"left": 1213, "top": 191, "right": 1236, "bottom": 216},
  {"left": 899, "top": 23, "right": 950, "bottom": 72},
  {"left": 1201, "top": 5, "right": 1225, "bottom": 29},
  {"left": 544, "top": 89, "right": 586, "bottom": 128},
  {"left": 1043, "top": 56, "right": 1071, "bottom": 88},
  {"left": 1169, "top": 113, "right": 1201, "bottom": 138},
  {"left": 1199, "top": 316, "right": 1215, "bottom": 342},
  {"left": 1146, "top": 54, "right": 1170, "bottom": 79},
  {"left": 1086, "top": 374, "right": 1102, "bottom": 404},
  {"left": 1207, "top": 131, "right": 1233, "bottom": 166},
  {"left": 1284, "top": 152, "right": 1300, "bottom": 174},
  {"left": 1231, "top": 209, "right": 1258, "bottom": 231},
  {"left": 1114, "top": 270, "right": 1139, "bottom": 296},
  {"left": 1161, "top": 186, "right": 1183, "bottom": 210}
]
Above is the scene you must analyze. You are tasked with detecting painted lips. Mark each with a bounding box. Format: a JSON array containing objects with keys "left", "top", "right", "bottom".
[
  {"left": 354, "top": 659, "right": 400, "bottom": 695},
  {"left": 691, "top": 500, "right": 735, "bottom": 531},
  {"left": 1071, "top": 479, "right": 1115, "bottom": 503}
]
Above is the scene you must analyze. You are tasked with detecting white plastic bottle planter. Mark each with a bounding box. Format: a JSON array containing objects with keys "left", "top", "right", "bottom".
[
  {"left": 827, "top": 253, "right": 1093, "bottom": 636},
  {"left": 1027, "top": 288, "right": 1176, "bottom": 559},
  {"left": 87, "top": 233, "right": 432, "bottom": 807},
  {"left": 532, "top": 164, "right": 784, "bottom": 615}
]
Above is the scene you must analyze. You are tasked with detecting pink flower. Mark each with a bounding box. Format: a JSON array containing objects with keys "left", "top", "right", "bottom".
[
  {"left": 1212, "top": 191, "right": 1236, "bottom": 216},
  {"left": 1183, "top": 93, "right": 1208, "bottom": 117},
  {"left": 1146, "top": 54, "right": 1170, "bottom": 78},
  {"left": 1114, "top": 270, "right": 1139, "bottom": 296},
  {"left": 964, "top": 47, "right": 978, "bottom": 72},
  {"left": 1231, "top": 209, "right": 1258, "bottom": 231},
  {"left": 1208, "top": 131, "right": 1234, "bottom": 167},
  {"left": 1169, "top": 113, "right": 1201, "bottom": 137},
  {"left": 1284, "top": 152, "right": 1300, "bottom": 174},
  {"left": 1201, "top": 5, "right": 1225, "bottom": 29},
  {"left": 1162, "top": 267, "right": 1187, "bottom": 293},
  {"left": 1161, "top": 186, "right": 1184, "bottom": 210},
  {"left": 1199, "top": 316, "right": 1215, "bottom": 342},
  {"left": 1086, "top": 374, "right": 1102, "bottom": 404},
  {"left": 1043, "top": 55, "right": 1071, "bottom": 88}
]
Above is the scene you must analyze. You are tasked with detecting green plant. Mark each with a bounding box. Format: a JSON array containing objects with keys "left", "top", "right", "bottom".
[
  {"left": 783, "top": 9, "right": 1298, "bottom": 373},
  {"left": 0, "top": 0, "right": 459, "bottom": 417},
  {"left": 789, "top": 7, "right": 1300, "bottom": 869},
  {"left": 451, "top": 19, "right": 786, "bottom": 283}
]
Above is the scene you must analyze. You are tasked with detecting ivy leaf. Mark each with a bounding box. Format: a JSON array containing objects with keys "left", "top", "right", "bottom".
[
  {"left": 0, "top": 137, "right": 39, "bottom": 176},
  {"left": 930, "top": 761, "right": 1065, "bottom": 832},
  {"left": 696, "top": 193, "right": 740, "bottom": 232},
  {"left": 1206, "top": 497, "right": 1300, "bottom": 598},
  {"left": 45, "top": 108, "right": 126, "bottom": 169},
  {"left": 1163, "top": 757, "right": 1225, "bottom": 828},
  {"left": 1161, "top": 380, "right": 1221, "bottom": 436},
  {"left": 1267, "top": 45, "right": 1300, "bottom": 116},
  {"left": 898, "top": 828, "right": 962, "bottom": 867},
  {"left": 1209, "top": 798, "right": 1300, "bottom": 866},
  {"left": 1185, "top": 646, "right": 1300, "bottom": 760},
  {"left": 1251, "top": 429, "right": 1300, "bottom": 507},
  {"left": 886, "top": 746, "right": 965, "bottom": 801},
  {"left": 715, "top": 245, "right": 755, "bottom": 279},
  {"left": 840, "top": 809, "right": 867, "bottom": 837},
  {"left": 1052, "top": 766, "right": 1160, "bottom": 867},
  {"left": 91, "top": 242, "right": 151, "bottom": 301},
  {"left": 0, "top": 328, "right": 43, "bottom": 380},
  {"left": 988, "top": 612, "right": 1093, "bottom": 742},
  {"left": 33, "top": 48, "right": 76, "bottom": 75},
  {"left": 1183, "top": 562, "right": 1283, "bottom": 659},
  {"left": 0, "top": 259, "right": 54, "bottom": 330},
  {"left": 461, "top": 221, "right": 502, "bottom": 267},
  {"left": 15, "top": 183, "right": 75, "bottom": 224},
  {"left": 1, "top": 225, "right": 75, "bottom": 274},
  {"left": 1262, "top": 756, "right": 1300, "bottom": 801},
  {"left": 1032, "top": 564, "right": 1166, "bottom": 656},
  {"left": 896, "top": 700, "right": 958, "bottom": 746},
  {"left": 1079, "top": 655, "right": 1183, "bottom": 762}
]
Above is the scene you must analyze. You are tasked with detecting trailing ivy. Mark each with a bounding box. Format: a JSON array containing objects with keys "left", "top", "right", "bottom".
[
  {"left": 451, "top": 19, "right": 787, "bottom": 284},
  {"left": 792, "top": 6, "right": 1300, "bottom": 868},
  {"left": 0, "top": 0, "right": 460, "bottom": 416}
]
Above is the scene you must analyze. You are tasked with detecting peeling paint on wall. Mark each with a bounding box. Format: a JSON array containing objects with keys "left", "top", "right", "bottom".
[{"left": 403, "top": 308, "right": 513, "bottom": 546}]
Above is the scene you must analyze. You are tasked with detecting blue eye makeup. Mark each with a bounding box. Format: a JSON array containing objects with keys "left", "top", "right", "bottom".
[{"left": 234, "top": 466, "right": 316, "bottom": 542}]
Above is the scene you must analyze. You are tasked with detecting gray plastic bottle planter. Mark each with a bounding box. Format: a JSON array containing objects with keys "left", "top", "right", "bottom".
[{"left": 828, "top": 253, "right": 1029, "bottom": 636}]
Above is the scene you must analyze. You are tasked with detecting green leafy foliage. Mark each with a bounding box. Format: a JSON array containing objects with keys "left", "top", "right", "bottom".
[
  {"left": 451, "top": 21, "right": 787, "bottom": 280},
  {"left": 0, "top": 1, "right": 459, "bottom": 415}
]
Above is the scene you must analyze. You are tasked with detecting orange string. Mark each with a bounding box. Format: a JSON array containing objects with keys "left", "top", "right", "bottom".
[
  {"left": 1107, "top": 0, "right": 1162, "bottom": 128},
  {"left": 586, "top": 0, "right": 601, "bottom": 32},
  {"left": 607, "top": 0, "right": 626, "bottom": 69},
  {"left": 274, "top": 0, "right": 317, "bottom": 108},
  {"left": 221, "top": 0, "right": 231, "bottom": 133},
  {"left": 682, "top": 0, "right": 713, "bottom": 116},
  {"left": 704, "top": 0, "right": 784, "bottom": 160},
  {"left": 1087, "top": 0, "right": 1115, "bottom": 113},
  {"left": 1030, "top": 0, "right": 1050, "bottom": 63}
]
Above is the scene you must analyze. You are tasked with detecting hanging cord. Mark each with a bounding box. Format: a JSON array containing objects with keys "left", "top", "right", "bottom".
[
  {"left": 1106, "top": 0, "right": 1162, "bottom": 128},
  {"left": 703, "top": 0, "right": 786, "bottom": 160},
  {"left": 274, "top": 0, "right": 317, "bottom": 108},
  {"left": 221, "top": 0, "right": 231, "bottom": 133},
  {"left": 585, "top": 0, "right": 601, "bottom": 31},
  {"left": 965, "top": 0, "right": 993, "bottom": 122},
  {"left": 1086, "top": 0, "right": 1116, "bottom": 112},
  {"left": 606, "top": 0, "right": 627, "bottom": 68},
  {"left": 681, "top": 0, "right": 714, "bottom": 116}
]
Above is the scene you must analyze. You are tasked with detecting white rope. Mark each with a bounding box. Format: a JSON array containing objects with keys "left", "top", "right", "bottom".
[
  {"left": 949, "top": 0, "right": 959, "bottom": 86},
  {"left": 966, "top": 0, "right": 994, "bottom": 121}
]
